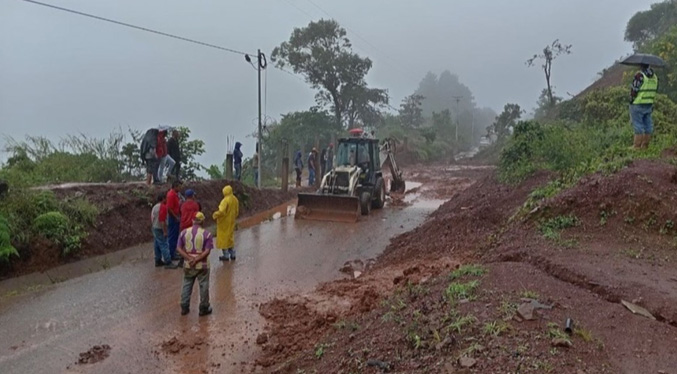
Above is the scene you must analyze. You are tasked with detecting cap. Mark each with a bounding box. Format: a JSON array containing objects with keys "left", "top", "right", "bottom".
[
  {"left": 193, "top": 212, "right": 205, "bottom": 222},
  {"left": 185, "top": 189, "right": 195, "bottom": 197}
]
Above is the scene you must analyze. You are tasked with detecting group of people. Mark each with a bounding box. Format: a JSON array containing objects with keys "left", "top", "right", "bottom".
[
  {"left": 150, "top": 180, "right": 240, "bottom": 316},
  {"left": 141, "top": 127, "right": 182, "bottom": 186},
  {"left": 294, "top": 143, "right": 334, "bottom": 187}
]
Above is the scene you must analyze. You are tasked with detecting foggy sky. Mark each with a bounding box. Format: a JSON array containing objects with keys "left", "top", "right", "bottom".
[{"left": 0, "top": 0, "right": 657, "bottom": 167}]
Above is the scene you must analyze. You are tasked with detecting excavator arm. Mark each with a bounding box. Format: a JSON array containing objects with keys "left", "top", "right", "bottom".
[{"left": 380, "top": 139, "right": 406, "bottom": 194}]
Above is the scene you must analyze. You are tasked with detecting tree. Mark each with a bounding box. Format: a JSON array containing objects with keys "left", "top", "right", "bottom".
[
  {"left": 533, "top": 88, "right": 563, "bottom": 119},
  {"left": 343, "top": 84, "right": 389, "bottom": 128},
  {"left": 414, "top": 71, "right": 474, "bottom": 118},
  {"left": 526, "top": 40, "right": 572, "bottom": 109},
  {"left": 489, "top": 104, "right": 523, "bottom": 141},
  {"left": 398, "top": 94, "right": 425, "bottom": 128},
  {"left": 272, "top": 19, "right": 387, "bottom": 128},
  {"left": 625, "top": 0, "right": 677, "bottom": 49}
]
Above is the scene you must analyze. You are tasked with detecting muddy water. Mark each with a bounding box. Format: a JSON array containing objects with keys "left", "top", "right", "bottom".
[{"left": 0, "top": 187, "right": 444, "bottom": 374}]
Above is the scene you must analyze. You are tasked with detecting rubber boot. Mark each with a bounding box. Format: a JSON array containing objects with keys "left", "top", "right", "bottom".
[
  {"left": 631, "top": 134, "right": 642, "bottom": 150},
  {"left": 642, "top": 134, "right": 651, "bottom": 149}
]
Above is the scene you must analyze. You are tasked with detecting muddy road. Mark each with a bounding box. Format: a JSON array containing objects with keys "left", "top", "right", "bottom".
[{"left": 0, "top": 170, "right": 467, "bottom": 374}]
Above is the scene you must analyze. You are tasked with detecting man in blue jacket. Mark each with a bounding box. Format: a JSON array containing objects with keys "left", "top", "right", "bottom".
[{"left": 233, "top": 142, "right": 243, "bottom": 181}]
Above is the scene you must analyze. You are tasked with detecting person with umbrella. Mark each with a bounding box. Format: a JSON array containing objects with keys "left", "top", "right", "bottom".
[{"left": 622, "top": 54, "right": 665, "bottom": 149}]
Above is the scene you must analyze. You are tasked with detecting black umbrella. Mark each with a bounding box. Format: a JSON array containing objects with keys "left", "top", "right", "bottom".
[{"left": 620, "top": 53, "right": 667, "bottom": 67}]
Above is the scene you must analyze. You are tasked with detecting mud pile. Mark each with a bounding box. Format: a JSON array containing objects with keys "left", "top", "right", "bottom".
[
  {"left": 4, "top": 180, "right": 296, "bottom": 278},
  {"left": 255, "top": 160, "right": 677, "bottom": 373}
]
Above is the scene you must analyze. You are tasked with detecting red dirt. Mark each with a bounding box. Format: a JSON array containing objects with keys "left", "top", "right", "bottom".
[
  {"left": 254, "top": 160, "right": 677, "bottom": 373},
  {"left": 1, "top": 180, "right": 297, "bottom": 279}
]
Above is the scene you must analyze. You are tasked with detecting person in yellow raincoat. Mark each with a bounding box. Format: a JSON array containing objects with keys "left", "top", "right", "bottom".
[{"left": 213, "top": 185, "right": 239, "bottom": 261}]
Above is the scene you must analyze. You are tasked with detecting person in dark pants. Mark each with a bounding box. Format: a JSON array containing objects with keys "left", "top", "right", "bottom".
[
  {"left": 166, "top": 180, "right": 183, "bottom": 262},
  {"left": 293, "top": 150, "right": 303, "bottom": 188},
  {"left": 167, "top": 130, "right": 182, "bottom": 181},
  {"left": 233, "top": 142, "right": 243, "bottom": 180},
  {"left": 177, "top": 212, "right": 214, "bottom": 316},
  {"left": 320, "top": 147, "right": 327, "bottom": 181},
  {"left": 308, "top": 148, "right": 318, "bottom": 186},
  {"left": 630, "top": 64, "right": 659, "bottom": 149},
  {"left": 150, "top": 194, "right": 176, "bottom": 268}
]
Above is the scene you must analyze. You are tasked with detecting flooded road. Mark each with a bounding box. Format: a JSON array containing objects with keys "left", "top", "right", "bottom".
[{"left": 0, "top": 188, "right": 443, "bottom": 374}]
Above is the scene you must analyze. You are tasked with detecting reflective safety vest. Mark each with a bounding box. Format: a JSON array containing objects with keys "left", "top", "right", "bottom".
[{"left": 633, "top": 72, "right": 658, "bottom": 105}]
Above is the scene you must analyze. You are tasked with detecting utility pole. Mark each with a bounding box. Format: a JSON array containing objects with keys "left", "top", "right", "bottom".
[
  {"left": 245, "top": 50, "right": 266, "bottom": 188},
  {"left": 452, "top": 96, "right": 463, "bottom": 144}
]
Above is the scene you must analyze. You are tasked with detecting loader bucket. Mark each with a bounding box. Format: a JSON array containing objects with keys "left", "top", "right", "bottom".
[{"left": 296, "top": 193, "right": 360, "bottom": 223}]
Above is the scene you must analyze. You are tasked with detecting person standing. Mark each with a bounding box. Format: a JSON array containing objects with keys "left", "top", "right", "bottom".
[
  {"left": 180, "top": 189, "right": 201, "bottom": 231},
  {"left": 293, "top": 149, "right": 303, "bottom": 188},
  {"left": 213, "top": 185, "right": 239, "bottom": 261},
  {"left": 166, "top": 180, "right": 182, "bottom": 262},
  {"left": 308, "top": 148, "right": 318, "bottom": 186},
  {"left": 156, "top": 130, "right": 176, "bottom": 184},
  {"left": 151, "top": 194, "right": 176, "bottom": 268},
  {"left": 320, "top": 147, "right": 327, "bottom": 180},
  {"left": 630, "top": 63, "right": 659, "bottom": 149},
  {"left": 177, "top": 212, "right": 214, "bottom": 316},
  {"left": 252, "top": 144, "right": 260, "bottom": 187},
  {"left": 140, "top": 128, "right": 159, "bottom": 186},
  {"left": 325, "top": 143, "right": 334, "bottom": 173},
  {"left": 233, "top": 142, "right": 243, "bottom": 181},
  {"left": 167, "top": 130, "right": 182, "bottom": 181}
]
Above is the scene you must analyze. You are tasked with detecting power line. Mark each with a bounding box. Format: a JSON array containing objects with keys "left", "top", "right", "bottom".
[{"left": 19, "top": 0, "right": 252, "bottom": 56}]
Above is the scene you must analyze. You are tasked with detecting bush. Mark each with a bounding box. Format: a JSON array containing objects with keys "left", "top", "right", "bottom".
[
  {"left": 0, "top": 215, "right": 19, "bottom": 262},
  {"left": 60, "top": 198, "right": 99, "bottom": 226},
  {"left": 32, "top": 211, "right": 86, "bottom": 256}
]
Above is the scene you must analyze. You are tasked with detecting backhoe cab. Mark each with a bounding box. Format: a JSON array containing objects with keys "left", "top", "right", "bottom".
[{"left": 296, "top": 129, "right": 405, "bottom": 222}]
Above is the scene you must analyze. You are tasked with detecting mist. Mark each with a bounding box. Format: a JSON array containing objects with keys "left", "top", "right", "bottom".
[{"left": 0, "top": 0, "right": 656, "bottom": 167}]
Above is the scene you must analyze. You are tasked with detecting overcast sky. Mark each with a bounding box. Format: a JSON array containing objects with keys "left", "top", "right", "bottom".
[{"left": 0, "top": 0, "right": 656, "bottom": 167}]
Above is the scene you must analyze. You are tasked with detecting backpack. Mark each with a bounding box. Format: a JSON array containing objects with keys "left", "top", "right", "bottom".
[{"left": 140, "top": 129, "right": 159, "bottom": 162}]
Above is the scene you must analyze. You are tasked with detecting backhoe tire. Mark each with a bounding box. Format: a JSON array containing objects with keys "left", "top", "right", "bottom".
[
  {"left": 360, "top": 191, "right": 372, "bottom": 216},
  {"left": 372, "top": 178, "right": 386, "bottom": 209}
]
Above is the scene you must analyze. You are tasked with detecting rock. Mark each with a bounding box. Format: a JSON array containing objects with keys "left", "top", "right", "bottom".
[
  {"left": 621, "top": 300, "right": 656, "bottom": 320},
  {"left": 551, "top": 338, "right": 573, "bottom": 348},
  {"left": 517, "top": 302, "right": 536, "bottom": 321},
  {"left": 353, "top": 271, "right": 362, "bottom": 279},
  {"left": 366, "top": 359, "right": 390, "bottom": 371},
  {"left": 458, "top": 356, "right": 477, "bottom": 368},
  {"left": 255, "top": 333, "right": 268, "bottom": 345},
  {"left": 443, "top": 362, "right": 456, "bottom": 372},
  {"left": 435, "top": 336, "right": 454, "bottom": 351}
]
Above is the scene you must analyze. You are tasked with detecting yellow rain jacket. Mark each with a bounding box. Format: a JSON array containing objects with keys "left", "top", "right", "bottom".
[{"left": 212, "top": 185, "right": 239, "bottom": 249}]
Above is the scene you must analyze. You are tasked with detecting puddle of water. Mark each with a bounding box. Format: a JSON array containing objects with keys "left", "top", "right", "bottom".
[{"left": 237, "top": 201, "right": 296, "bottom": 230}]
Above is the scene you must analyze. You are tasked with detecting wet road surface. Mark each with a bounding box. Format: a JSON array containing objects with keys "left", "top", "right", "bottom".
[{"left": 0, "top": 188, "right": 442, "bottom": 374}]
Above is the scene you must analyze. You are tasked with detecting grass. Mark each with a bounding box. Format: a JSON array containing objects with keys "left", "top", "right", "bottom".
[
  {"left": 483, "top": 320, "right": 511, "bottom": 337},
  {"left": 314, "top": 343, "right": 332, "bottom": 359},
  {"left": 574, "top": 327, "right": 593, "bottom": 342},
  {"left": 499, "top": 300, "right": 518, "bottom": 319},
  {"left": 546, "top": 322, "right": 571, "bottom": 344},
  {"left": 446, "top": 314, "right": 477, "bottom": 334},
  {"left": 444, "top": 280, "right": 480, "bottom": 302},
  {"left": 520, "top": 289, "right": 540, "bottom": 300},
  {"left": 540, "top": 215, "right": 581, "bottom": 241},
  {"left": 450, "top": 264, "right": 487, "bottom": 280}
]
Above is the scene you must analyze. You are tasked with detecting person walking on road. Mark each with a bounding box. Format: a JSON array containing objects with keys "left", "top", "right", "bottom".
[
  {"left": 293, "top": 149, "right": 303, "bottom": 188},
  {"left": 151, "top": 194, "right": 176, "bottom": 268},
  {"left": 308, "top": 148, "right": 318, "bottom": 186},
  {"left": 180, "top": 189, "right": 201, "bottom": 231},
  {"left": 166, "top": 180, "right": 182, "bottom": 262},
  {"left": 234, "top": 142, "right": 243, "bottom": 181},
  {"left": 630, "top": 64, "right": 659, "bottom": 149},
  {"left": 167, "top": 130, "right": 182, "bottom": 182},
  {"left": 213, "top": 185, "right": 239, "bottom": 261},
  {"left": 177, "top": 212, "right": 214, "bottom": 316}
]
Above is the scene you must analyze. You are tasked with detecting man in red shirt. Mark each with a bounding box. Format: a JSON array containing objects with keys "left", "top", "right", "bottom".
[
  {"left": 180, "top": 189, "right": 202, "bottom": 231},
  {"left": 166, "top": 180, "right": 182, "bottom": 261}
]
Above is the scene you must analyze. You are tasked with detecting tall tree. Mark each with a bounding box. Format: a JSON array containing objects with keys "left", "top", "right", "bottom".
[
  {"left": 526, "top": 40, "right": 572, "bottom": 109},
  {"left": 398, "top": 94, "right": 425, "bottom": 128},
  {"left": 625, "top": 0, "right": 677, "bottom": 50},
  {"left": 272, "top": 19, "right": 387, "bottom": 128},
  {"left": 489, "top": 104, "right": 523, "bottom": 141}
]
